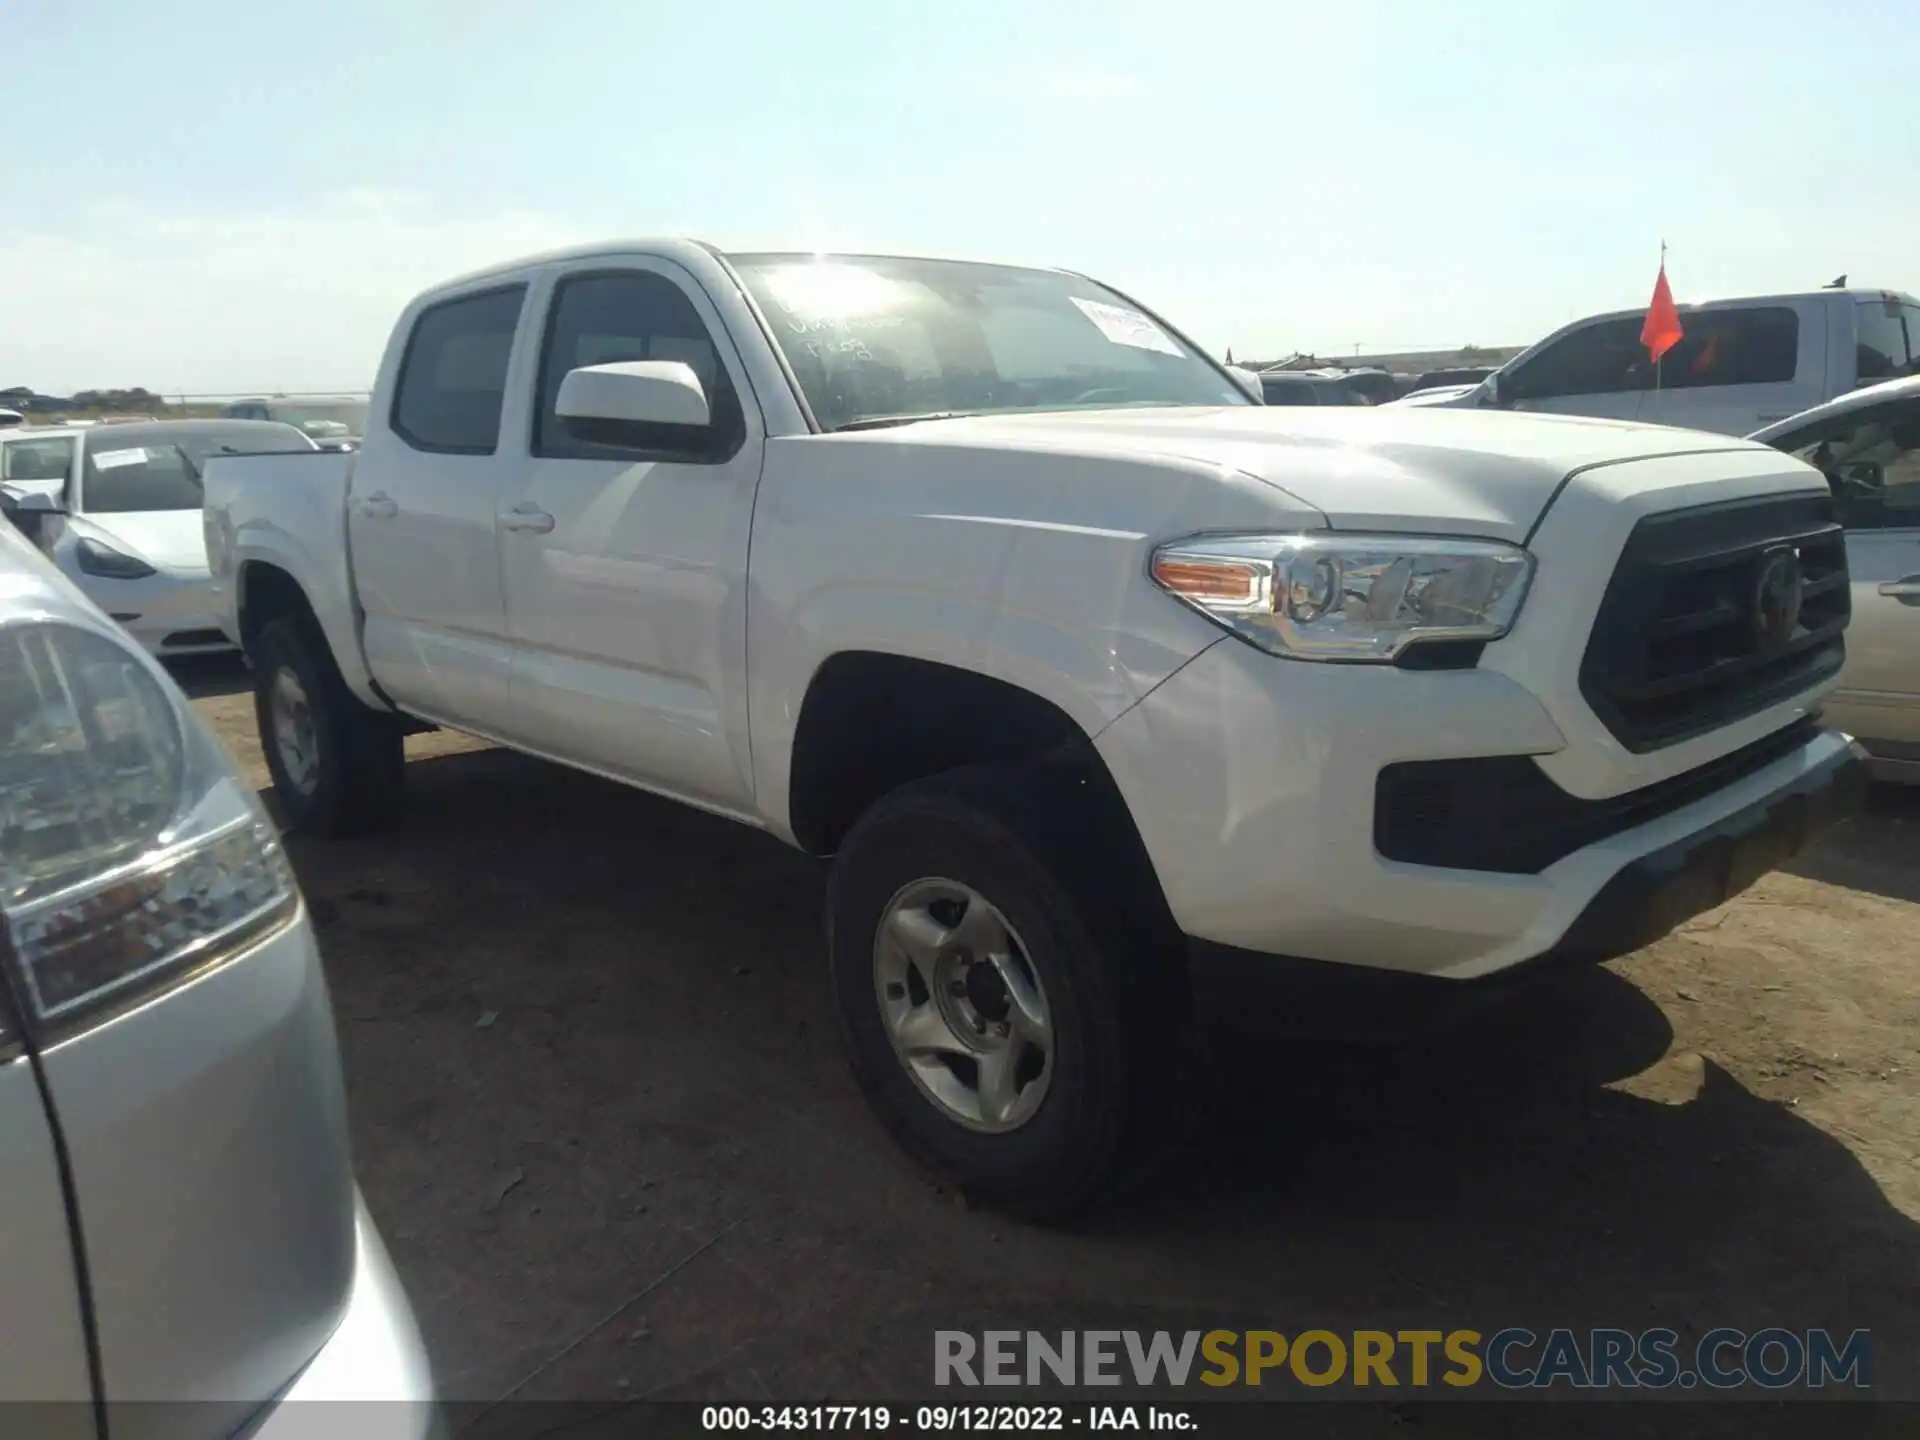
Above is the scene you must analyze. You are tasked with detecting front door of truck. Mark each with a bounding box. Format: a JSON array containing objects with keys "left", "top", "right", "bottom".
[
  {"left": 499, "top": 258, "right": 763, "bottom": 813},
  {"left": 1495, "top": 316, "right": 1647, "bottom": 423},
  {"left": 350, "top": 283, "right": 532, "bottom": 734},
  {"left": 1636, "top": 303, "right": 1817, "bottom": 437}
]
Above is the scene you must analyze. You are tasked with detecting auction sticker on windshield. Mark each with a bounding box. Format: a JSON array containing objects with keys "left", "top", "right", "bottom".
[
  {"left": 1070, "top": 298, "right": 1182, "bottom": 356},
  {"left": 90, "top": 448, "right": 149, "bottom": 469}
]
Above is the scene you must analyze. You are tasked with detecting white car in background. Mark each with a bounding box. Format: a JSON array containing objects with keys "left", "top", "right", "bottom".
[
  {"left": 219, "top": 396, "right": 371, "bottom": 451},
  {"left": 0, "top": 420, "right": 316, "bottom": 658},
  {"left": 1752, "top": 375, "right": 1920, "bottom": 782}
]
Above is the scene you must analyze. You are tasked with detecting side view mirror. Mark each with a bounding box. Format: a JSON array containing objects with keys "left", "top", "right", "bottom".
[
  {"left": 556, "top": 361, "right": 711, "bottom": 437},
  {"left": 1480, "top": 372, "right": 1506, "bottom": 407},
  {"left": 1225, "top": 366, "right": 1266, "bottom": 403},
  {"left": 0, "top": 485, "right": 65, "bottom": 542},
  {"left": 1, "top": 485, "right": 65, "bottom": 515}
]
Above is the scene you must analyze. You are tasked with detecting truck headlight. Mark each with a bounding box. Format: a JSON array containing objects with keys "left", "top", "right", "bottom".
[
  {"left": 0, "top": 621, "right": 297, "bottom": 1039},
  {"left": 1150, "top": 532, "right": 1534, "bottom": 663}
]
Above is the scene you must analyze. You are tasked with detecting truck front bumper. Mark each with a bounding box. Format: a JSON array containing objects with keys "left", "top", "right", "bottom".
[
  {"left": 1182, "top": 732, "right": 1865, "bottom": 1037},
  {"left": 1095, "top": 637, "right": 1864, "bottom": 995}
]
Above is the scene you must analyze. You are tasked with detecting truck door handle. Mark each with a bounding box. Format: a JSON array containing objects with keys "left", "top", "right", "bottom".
[
  {"left": 1879, "top": 573, "right": 1920, "bottom": 604},
  {"left": 355, "top": 492, "right": 398, "bottom": 520},
  {"left": 498, "top": 504, "right": 555, "bottom": 534}
]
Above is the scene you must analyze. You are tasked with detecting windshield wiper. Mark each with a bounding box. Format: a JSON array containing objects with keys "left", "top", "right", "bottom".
[{"left": 828, "top": 411, "right": 978, "bottom": 433}]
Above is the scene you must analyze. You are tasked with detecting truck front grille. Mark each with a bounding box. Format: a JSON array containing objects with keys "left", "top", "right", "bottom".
[{"left": 1579, "top": 492, "right": 1849, "bottom": 753}]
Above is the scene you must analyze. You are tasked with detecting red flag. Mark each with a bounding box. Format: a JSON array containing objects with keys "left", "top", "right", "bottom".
[{"left": 1641, "top": 264, "right": 1684, "bottom": 363}]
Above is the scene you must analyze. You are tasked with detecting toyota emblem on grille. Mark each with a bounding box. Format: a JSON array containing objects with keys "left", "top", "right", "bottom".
[{"left": 1752, "top": 546, "right": 1804, "bottom": 650}]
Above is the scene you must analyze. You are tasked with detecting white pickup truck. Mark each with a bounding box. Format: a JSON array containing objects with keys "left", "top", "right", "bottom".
[
  {"left": 204, "top": 240, "right": 1866, "bottom": 1218},
  {"left": 1399, "top": 286, "right": 1920, "bottom": 437}
]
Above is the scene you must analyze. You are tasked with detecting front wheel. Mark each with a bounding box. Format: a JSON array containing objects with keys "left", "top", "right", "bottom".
[
  {"left": 827, "top": 766, "right": 1179, "bottom": 1221},
  {"left": 252, "top": 615, "right": 404, "bottom": 836}
]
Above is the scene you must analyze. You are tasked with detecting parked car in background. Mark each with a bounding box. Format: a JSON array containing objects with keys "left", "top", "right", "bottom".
[
  {"left": 1751, "top": 375, "right": 1920, "bottom": 782},
  {"left": 1258, "top": 369, "right": 1372, "bottom": 406},
  {"left": 1407, "top": 365, "right": 1496, "bottom": 396},
  {"left": 0, "top": 419, "right": 316, "bottom": 657},
  {"left": 204, "top": 238, "right": 1864, "bottom": 1218},
  {"left": 1397, "top": 288, "right": 1920, "bottom": 436},
  {"left": 219, "top": 396, "right": 370, "bottom": 450},
  {"left": 0, "top": 516, "right": 435, "bottom": 1433}
]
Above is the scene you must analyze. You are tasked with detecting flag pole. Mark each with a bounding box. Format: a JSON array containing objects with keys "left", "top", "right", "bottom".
[{"left": 1655, "top": 239, "right": 1666, "bottom": 393}]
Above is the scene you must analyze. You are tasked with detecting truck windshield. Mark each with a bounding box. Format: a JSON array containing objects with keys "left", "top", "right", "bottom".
[{"left": 729, "top": 254, "right": 1249, "bottom": 431}]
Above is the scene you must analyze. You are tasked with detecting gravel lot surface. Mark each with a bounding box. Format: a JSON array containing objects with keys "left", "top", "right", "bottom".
[{"left": 181, "top": 656, "right": 1920, "bottom": 1424}]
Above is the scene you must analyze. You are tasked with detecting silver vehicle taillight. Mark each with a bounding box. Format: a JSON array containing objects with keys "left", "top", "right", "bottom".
[{"left": 0, "top": 621, "right": 297, "bottom": 1039}]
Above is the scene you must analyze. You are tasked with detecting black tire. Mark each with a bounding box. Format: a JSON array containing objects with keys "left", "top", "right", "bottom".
[
  {"left": 826, "top": 763, "right": 1192, "bottom": 1222},
  {"left": 251, "top": 614, "right": 404, "bottom": 837}
]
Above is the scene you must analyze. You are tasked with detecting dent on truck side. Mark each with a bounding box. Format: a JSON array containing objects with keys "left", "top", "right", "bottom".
[{"left": 746, "top": 433, "right": 1329, "bottom": 845}]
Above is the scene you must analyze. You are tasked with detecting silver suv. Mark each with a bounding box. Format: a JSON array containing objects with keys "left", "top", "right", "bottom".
[{"left": 0, "top": 518, "right": 435, "bottom": 1434}]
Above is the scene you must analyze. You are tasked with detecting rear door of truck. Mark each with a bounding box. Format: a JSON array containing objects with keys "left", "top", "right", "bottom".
[{"left": 1638, "top": 298, "right": 1827, "bottom": 434}]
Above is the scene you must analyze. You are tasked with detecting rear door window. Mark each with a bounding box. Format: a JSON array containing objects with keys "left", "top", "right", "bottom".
[
  {"left": 391, "top": 286, "right": 527, "bottom": 454},
  {"left": 1651, "top": 306, "right": 1800, "bottom": 390}
]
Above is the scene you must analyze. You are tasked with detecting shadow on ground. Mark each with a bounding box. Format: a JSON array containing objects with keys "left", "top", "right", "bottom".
[
  {"left": 280, "top": 747, "right": 1917, "bottom": 1415},
  {"left": 163, "top": 650, "right": 251, "bottom": 700},
  {"left": 1785, "top": 782, "right": 1920, "bottom": 905}
]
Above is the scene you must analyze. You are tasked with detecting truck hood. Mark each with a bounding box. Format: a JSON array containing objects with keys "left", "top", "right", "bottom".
[{"left": 874, "top": 406, "right": 1774, "bottom": 542}]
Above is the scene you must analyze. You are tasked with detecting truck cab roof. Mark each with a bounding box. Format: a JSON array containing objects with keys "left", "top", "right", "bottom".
[
  {"left": 1569, "top": 286, "right": 1916, "bottom": 329},
  {"left": 409, "top": 238, "right": 1085, "bottom": 305}
]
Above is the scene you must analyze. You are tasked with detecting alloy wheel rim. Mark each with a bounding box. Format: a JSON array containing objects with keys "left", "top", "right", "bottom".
[
  {"left": 269, "top": 667, "right": 320, "bottom": 796},
  {"left": 872, "top": 878, "right": 1053, "bottom": 1133}
]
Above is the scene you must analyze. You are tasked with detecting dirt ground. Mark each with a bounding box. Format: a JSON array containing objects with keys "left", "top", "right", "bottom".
[{"left": 179, "top": 658, "right": 1920, "bottom": 1415}]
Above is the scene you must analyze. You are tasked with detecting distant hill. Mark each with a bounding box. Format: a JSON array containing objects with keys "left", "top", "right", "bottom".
[{"left": 1, "top": 386, "right": 212, "bottom": 422}]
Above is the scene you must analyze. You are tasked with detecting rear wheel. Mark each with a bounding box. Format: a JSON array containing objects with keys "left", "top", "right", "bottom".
[
  {"left": 827, "top": 764, "right": 1190, "bottom": 1221},
  {"left": 252, "top": 615, "right": 404, "bottom": 836}
]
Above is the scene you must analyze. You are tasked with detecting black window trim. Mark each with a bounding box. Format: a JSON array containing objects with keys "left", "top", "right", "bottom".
[
  {"left": 388, "top": 282, "right": 529, "bottom": 457},
  {"left": 531, "top": 265, "right": 748, "bottom": 467}
]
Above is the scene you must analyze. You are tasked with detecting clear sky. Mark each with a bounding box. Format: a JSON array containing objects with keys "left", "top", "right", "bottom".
[{"left": 3, "top": 0, "right": 1913, "bottom": 394}]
